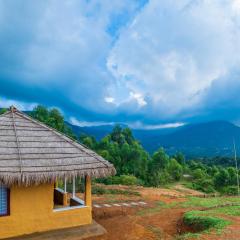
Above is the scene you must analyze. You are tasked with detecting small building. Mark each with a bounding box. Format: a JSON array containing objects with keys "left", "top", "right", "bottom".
[{"left": 0, "top": 107, "right": 116, "bottom": 239}]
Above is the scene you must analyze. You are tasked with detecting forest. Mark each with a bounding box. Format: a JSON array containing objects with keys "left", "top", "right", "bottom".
[{"left": 2, "top": 105, "right": 239, "bottom": 195}]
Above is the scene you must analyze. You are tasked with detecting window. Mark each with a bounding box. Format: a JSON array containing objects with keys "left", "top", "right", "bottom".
[{"left": 0, "top": 184, "right": 9, "bottom": 216}]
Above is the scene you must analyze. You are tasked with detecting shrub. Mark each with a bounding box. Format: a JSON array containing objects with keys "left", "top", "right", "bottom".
[
  {"left": 98, "top": 175, "right": 141, "bottom": 186},
  {"left": 220, "top": 186, "right": 239, "bottom": 196},
  {"left": 183, "top": 210, "right": 230, "bottom": 231},
  {"left": 192, "top": 178, "right": 216, "bottom": 193},
  {"left": 92, "top": 186, "right": 107, "bottom": 195},
  {"left": 91, "top": 185, "right": 140, "bottom": 196}
]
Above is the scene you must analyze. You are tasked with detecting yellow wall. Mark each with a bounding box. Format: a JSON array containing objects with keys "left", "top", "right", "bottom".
[{"left": 0, "top": 183, "right": 92, "bottom": 239}]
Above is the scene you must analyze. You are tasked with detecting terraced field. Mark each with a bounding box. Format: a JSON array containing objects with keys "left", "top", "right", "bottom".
[{"left": 88, "top": 184, "right": 240, "bottom": 240}]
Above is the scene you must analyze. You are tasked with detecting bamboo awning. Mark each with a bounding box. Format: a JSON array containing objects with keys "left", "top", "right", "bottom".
[{"left": 0, "top": 107, "right": 116, "bottom": 186}]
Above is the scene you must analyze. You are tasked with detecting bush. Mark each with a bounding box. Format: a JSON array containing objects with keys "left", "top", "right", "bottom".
[
  {"left": 183, "top": 210, "right": 230, "bottom": 231},
  {"left": 192, "top": 179, "right": 216, "bottom": 193},
  {"left": 147, "top": 170, "right": 171, "bottom": 186},
  {"left": 92, "top": 185, "right": 107, "bottom": 195},
  {"left": 98, "top": 175, "right": 142, "bottom": 186},
  {"left": 220, "top": 186, "right": 239, "bottom": 196},
  {"left": 91, "top": 185, "right": 140, "bottom": 196}
]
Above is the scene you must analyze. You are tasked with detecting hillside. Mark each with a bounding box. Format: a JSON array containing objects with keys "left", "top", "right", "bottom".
[{"left": 66, "top": 120, "right": 240, "bottom": 158}]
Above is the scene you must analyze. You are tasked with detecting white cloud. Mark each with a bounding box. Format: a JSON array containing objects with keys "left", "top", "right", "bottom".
[
  {"left": 129, "top": 91, "right": 147, "bottom": 107},
  {"left": 70, "top": 116, "right": 185, "bottom": 130},
  {"left": 0, "top": 98, "right": 37, "bottom": 111},
  {"left": 107, "top": 0, "right": 240, "bottom": 118},
  {"left": 128, "top": 121, "right": 185, "bottom": 130},
  {"left": 70, "top": 117, "right": 115, "bottom": 127},
  {"left": 0, "top": 0, "right": 144, "bottom": 112},
  {"left": 232, "top": 0, "right": 240, "bottom": 13},
  {"left": 104, "top": 97, "right": 115, "bottom": 104}
]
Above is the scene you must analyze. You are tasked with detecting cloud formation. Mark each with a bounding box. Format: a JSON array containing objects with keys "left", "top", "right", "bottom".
[
  {"left": 1, "top": 0, "right": 240, "bottom": 127},
  {"left": 107, "top": 0, "right": 240, "bottom": 121}
]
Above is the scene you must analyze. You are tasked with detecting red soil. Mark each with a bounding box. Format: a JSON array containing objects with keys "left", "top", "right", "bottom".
[{"left": 88, "top": 185, "right": 240, "bottom": 240}]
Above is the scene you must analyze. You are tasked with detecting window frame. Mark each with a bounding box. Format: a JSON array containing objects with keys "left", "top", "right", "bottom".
[{"left": 0, "top": 186, "right": 10, "bottom": 217}]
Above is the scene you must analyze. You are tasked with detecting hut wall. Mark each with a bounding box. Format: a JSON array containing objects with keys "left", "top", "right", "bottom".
[{"left": 0, "top": 183, "right": 92, "bottom": 239}]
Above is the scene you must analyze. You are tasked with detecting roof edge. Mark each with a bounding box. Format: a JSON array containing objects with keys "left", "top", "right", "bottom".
[{"left": 0, "top": 166, "right": 116, "bottom": 186}]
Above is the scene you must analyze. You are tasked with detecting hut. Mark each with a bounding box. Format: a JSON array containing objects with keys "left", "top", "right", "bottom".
[{"left": 0, "top": 107, "right": 116, "bottom": 239}]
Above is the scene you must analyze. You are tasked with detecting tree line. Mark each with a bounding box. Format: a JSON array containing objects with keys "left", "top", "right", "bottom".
[{"left": 2, "top": 105, "right": 239, "bottom": 195}]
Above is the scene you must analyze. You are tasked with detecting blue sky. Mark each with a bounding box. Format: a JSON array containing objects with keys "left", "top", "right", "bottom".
[{"left": 1, "top": 0, "right": 240, "bottom": 129}]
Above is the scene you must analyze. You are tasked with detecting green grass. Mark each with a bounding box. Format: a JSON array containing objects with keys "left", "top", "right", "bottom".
[
  {"left": 175, "top": 232, "right": 201, "bottom": 240},
  {"left": 183, "top": 210, "right": 231, "bottom": 232},
  {"left": 137, "top": 201, "right": 167, "bottom": 216},
  {"left": 207, "top": 205, "right": 240, "bottom": 216},
  {"left": 137, "top": 201, "right": 179, "bottom": 216},
  {"left": 180, "top": 196, "right": 240, "bottom": 208},
  {"left": 147, "top": 226, "right": 163, "bottom": 239},
  {"left": 92, "top": 185, "right": 141, "bottom": 196}
]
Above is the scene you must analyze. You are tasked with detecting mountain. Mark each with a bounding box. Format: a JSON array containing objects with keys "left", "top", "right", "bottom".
[
  {"left": 66, "top": 122, "right": 116, "bottom": 140},
  {"left": 66, "top": 120, "right": 240, "bottom": 158},
  {"left": 139, "top": 121, "right": 240, "bottom": 157}
]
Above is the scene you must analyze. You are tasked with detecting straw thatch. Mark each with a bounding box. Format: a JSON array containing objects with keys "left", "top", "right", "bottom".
[{"left": 0, "top": 107, "right": 116, "bottom": 186}]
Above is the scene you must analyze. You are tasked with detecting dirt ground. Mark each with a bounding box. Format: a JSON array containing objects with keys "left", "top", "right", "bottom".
[{"left": 87, "top": 184, "right": 240, "bottom": 240}]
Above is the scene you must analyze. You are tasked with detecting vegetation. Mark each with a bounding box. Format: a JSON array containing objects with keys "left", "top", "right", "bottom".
[
  {"left": 2, "top": 105, "right": 239, "bottom": 195},
  {"left": 180, "top": 196, "right": 240, "bottom": 208},
  {"left": 30, "top": 105, "right": 77, "bottom": 139},
  {"left": 91, "top": 185, "right": 141, "bottom": 196},
  {"left": 183, "top": 210, "right": 230, "bottom": 232},
  {"left": 0, "top": 108, "right": 7, "bottom": 114},
  {"left": 98, "top": 175, "right": 142, "bottom": 186}
]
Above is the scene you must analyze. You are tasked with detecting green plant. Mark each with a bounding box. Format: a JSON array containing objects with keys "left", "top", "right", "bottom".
[
  {"left": 207, "top": 205, "right": 240, "bottom": 216},
  {"left": 91, "top": 185, "right": 141, "bottom": 196},
  {"left": 98, "top": 175, "right": 142, "bottom": 186},
  {"left": 181, "top": 196, "right": 240, "bottom": 208},
  {"left": 220, "top": 186, "right": 239, "bottom": 195},
  {"left": 183, "top": 210, "right": 230, "bottom": 232}
]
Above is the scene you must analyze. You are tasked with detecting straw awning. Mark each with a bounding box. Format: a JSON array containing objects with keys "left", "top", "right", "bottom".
[{"left": 0, "top": 107, "right": 116, "bottom": 186}]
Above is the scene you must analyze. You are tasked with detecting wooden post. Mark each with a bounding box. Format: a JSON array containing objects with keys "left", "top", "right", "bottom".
[
  {"left": 84, "top": 175, "right": 92, "bottom": 207},
  {"left": 72, "top": 177, "right": 76, "bottom": 198},
  {"left": 64, "top": 177, "right": 67, "bottom": 193},
  {"left": 63, "top": 177, "right": 68, "bottom": 206},
  {"left": 55, "top": 179, "right": 58, "bottom": 189}
]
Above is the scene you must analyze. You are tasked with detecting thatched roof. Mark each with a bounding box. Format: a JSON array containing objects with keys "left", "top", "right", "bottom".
[{"left": 0, "top": 107, "right": 116, "bottom": 186}]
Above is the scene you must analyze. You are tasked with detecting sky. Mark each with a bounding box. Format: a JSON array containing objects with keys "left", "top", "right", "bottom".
[{"left": 1, "top": 0, "right": 240, "bottom": 129}]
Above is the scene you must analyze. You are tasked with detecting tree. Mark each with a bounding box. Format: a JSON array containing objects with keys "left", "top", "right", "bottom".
[
  {"left": 31, "top": 105, "right": 76, "bottom": 139},
  {"left": 192, "top": 168, "right": 206, "bottom": 180},
  {"left": 174, "top": 152, "right": 185, "bottom": 165},
  {"left": 227, "top": 167, "right": 238, "bottom": 186},
  {"left": 81, "top": 136, "right": 95, "bottom": 149},
  {"left": 214, "top": 169, "right": 230, "bottom": 188},
  {"left": 168, "top": 158, "right": 183, "bottom": 181},
  {"left": 151, "top": 148, "right": 169, "bottom": 170},
  {"left": 0, "top": 108, "right": 7, "bottom": 114}
]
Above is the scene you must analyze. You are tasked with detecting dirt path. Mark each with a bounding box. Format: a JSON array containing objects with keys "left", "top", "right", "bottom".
[
  {"left": 89, "top": 207, "right": 187, "bottom": 240},
  {"left": 89, "top": 184, "right": 195, "bottom": 240}
]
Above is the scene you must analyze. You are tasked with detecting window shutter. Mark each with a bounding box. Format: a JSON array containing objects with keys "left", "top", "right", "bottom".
[{"left": 0, "top": 184, "right": 8, "bottom": 216}]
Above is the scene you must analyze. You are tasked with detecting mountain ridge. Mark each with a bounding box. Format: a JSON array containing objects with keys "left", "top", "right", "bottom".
[{"left": 66, "top": 120, "right": 240, "bottom": 158}]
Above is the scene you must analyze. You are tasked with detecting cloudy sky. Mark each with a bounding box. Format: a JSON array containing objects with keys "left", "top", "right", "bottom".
[{"left": 1, "top": 0, "right": 240, "bottom": 128}]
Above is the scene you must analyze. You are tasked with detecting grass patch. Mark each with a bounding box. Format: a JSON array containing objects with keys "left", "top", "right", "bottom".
[
  {"left": 175, "top": 232, "right": 201, "bottom": 240},
  {"left": 147, "top": 225, "right": 163, "bottom": 239},
  {"left": 137, "top": 201, "right": 167, "bottom": 216},
  {"left": 92, "top": 185, "right": 141, "bottom": 196},
  {"left": 207, "top": 205, "right": 240, "bottom": 216},
  {"left": 180, "top": 196, "right": 240, "bottom": 208},
  {"left": 183, "top": 210, "right": 230, "bottom": 232},
  {"left": 137, "top": 201, "right": 179, "bottom": 216}
]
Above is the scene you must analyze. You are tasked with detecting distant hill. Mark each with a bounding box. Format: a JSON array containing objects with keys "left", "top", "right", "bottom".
[
  {"left": 138, "top": 121, "right": 240, "bottom": 157},
  {"left": 66, "top": 120, "right": 240, "bottom": 158},
  {"left": 65, "top": 122, "right": 117, "bottom": 140}
]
